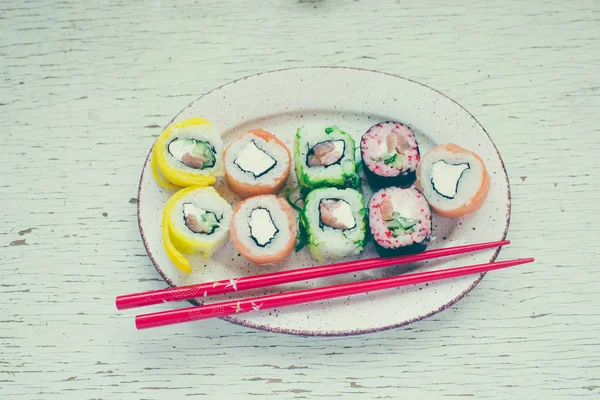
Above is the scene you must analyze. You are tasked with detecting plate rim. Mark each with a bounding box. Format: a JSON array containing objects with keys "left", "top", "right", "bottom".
[{"left": 137, "top": 66, "right": 512, "bottom": 337}]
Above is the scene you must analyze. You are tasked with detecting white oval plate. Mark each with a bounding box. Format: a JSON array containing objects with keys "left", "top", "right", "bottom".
[{"left": 138, "top": 67, "right": 510, "bottom": 336}]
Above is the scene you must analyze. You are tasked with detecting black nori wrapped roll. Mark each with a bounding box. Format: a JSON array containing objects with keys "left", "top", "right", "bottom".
[
  {"left": 368, "top": 186, "right": 432, "bottom": 257},
  {"left": 360, "top": 121, "right": 421, "bottom": 189}
]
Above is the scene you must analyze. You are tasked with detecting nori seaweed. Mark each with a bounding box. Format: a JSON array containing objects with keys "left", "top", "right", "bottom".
[
  {"left": 373, "top": 239, "right": 430, "bottom": 258},
  {"left": 363, "top": 167, "right": 416, "bottom": 190}
]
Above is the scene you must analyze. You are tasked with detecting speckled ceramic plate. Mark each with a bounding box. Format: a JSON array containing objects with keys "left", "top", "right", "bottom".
[{"left": 137, "top": 67, "right": 510, "bottom": 336}]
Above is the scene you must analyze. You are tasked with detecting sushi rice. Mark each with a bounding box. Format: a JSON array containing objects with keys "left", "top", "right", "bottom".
[
  {"left": 162, "top": 186, "right": 232, "bottom": 274},
  {"left": 224, "top": 129, "right": 291, "bottom": 198},
  {"left": 293, "top": 126, "right": 360, "bottom": 189},
  {"left": 301, "top": 187, "right": 367, "bottom": 261},
  {"left": 416, "top": 143, "right": 490, "bottom": 218},
  {"left": 152, "top": 117, "right": 223, "bottom": 190},
  {"left": 230, "top": 195, "right": 297, "bottom": 265},
  {"left": 368, "top": 187, "right": 432, "bottom": 257},
  {"left": 360, "top": 121, "right": 420, "bottom": 189}
]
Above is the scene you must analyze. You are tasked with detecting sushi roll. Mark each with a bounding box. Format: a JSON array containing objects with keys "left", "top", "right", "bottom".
[
  {"left": 302, "top": 187, "right": 367, "bottom": 261},
  {"left": 361, "top": 121, "right": 420, "bottom": 189},
  {"left": 294, "top": 126, "right": 360, "bottom": 189},
  {"left": 152, "top": 117, "right": 223, "bottom": 190},
  {"left": 230, "top": 195, "right": 297, "bottom": 265},
  {"left": 368, "top": 187, "right": 431, "bottom": 257},
  {"left": 162, "top": 186, "right": 232, "bottom": 274},
  {"left": 416, "top": 144, "right": 490, "bottom": 218},
  {"left": 223, "top": 129, "right": 291, "bottom": 198}
]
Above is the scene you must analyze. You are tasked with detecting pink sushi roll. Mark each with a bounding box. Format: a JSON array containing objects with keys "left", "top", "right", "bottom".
[
  {"left": 368, "top": 186, "right": 432, "bottom": 257},
  {"left": 361, "top": 121, "right": 421, "bottom": 189},
  {"left": 230, "top": 195, "right": 297, "bottom": 265}
]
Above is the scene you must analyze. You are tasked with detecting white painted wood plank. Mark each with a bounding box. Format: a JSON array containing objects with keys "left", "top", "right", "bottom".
[{"left": 1, "top": 0, "right": 599, "bottom": 398}]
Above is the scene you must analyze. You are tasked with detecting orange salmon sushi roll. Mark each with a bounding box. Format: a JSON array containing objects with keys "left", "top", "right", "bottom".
[
  {"left": 416, "top": 144, "right": 490, "bottom": 218},
  {"left": 230, "top": 195, "right": 297, "bottom": 265},
  {"left": 223, "top": 129, "right": 291, "bottom": 198}
]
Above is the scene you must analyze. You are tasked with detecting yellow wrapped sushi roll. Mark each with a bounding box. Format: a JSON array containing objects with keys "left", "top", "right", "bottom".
[
  {"left": 162, "top": 186, "right": 233, "bottom": 274},
  {"left": 152, "top": 117, "right": 223, "bottom": 190}
]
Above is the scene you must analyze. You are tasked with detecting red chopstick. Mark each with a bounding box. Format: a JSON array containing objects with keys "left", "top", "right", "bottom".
[
  {"left": 135, "top": 257, "right": 533, "bottom": 330},
  {"left": 117, "top": 240, "right": 508, "bottom": 310}
]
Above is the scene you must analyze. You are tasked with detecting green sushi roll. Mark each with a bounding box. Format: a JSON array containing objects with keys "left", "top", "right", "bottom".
[
  {"left": 293, "top": 126, "right": 360, "bottom": 189},
  {"left": 301, "top": 187, "right": 367, "bottom": 261}
]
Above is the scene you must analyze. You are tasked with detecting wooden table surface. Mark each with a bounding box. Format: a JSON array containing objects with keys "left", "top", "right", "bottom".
[{"left": 1, "top": 1, "right": 599, "bottom": 399}]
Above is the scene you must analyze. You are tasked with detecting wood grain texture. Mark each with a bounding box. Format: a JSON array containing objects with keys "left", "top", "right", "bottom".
[{"left": 1, "top": 0, "right": 599, "bottom": 398}]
